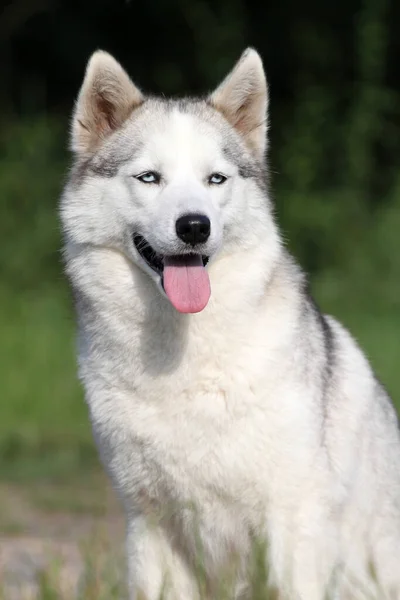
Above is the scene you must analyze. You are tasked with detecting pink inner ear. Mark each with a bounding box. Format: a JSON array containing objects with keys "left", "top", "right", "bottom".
[
  {"left": 234, "top": 101, "right": 252, "bottom": 131},
  {"left": 96, "top": 96, "right": 118, "bottom": 134}
]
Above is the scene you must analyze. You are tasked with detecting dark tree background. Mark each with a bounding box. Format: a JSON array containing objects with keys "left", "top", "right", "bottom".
[{"left": 1, "top": 0, "right": 399, "bottom": 271}]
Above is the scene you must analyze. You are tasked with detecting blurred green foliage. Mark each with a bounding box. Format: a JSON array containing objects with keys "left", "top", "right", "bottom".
[{"left": 0, "top": 0, "right": 399, "bottom": 480}]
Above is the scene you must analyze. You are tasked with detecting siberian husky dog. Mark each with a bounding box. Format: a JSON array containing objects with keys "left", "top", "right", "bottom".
[{"left": 60, "top": 48, "right": 400, "bottom": 599}]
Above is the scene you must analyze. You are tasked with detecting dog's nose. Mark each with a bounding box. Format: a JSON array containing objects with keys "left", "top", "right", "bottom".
[{"left": 176, "top": 214, "right": 211, "bottom": 246}]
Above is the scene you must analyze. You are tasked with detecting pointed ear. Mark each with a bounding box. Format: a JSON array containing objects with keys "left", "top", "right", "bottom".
[
  {"left": 209, "top": 48, "right": 268, "bottom": 160},
  {"left": 71, "top": 51, "right": 144, "bottom": 155}
]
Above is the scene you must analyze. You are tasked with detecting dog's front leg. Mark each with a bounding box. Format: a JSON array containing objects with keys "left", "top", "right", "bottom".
[{"left": 126, "top": 516, "right": 200, "bottom": 600}]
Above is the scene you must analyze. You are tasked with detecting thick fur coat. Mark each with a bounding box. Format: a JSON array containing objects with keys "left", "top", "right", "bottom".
[{"left": 60, "top": 49, "right": 400, "bottom": 599}]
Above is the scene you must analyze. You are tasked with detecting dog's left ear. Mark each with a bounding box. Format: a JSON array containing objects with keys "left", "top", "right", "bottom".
[
  {"left": 71, "top": 51, "right": 144, "bottom": 155},
  {"left": 209, "top": 48, "right": 268, "bottom": 160}
]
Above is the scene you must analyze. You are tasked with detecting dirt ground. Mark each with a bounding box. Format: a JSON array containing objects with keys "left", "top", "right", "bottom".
[{"left": 0, "top": 479, "right": 125, "bottom": 598}]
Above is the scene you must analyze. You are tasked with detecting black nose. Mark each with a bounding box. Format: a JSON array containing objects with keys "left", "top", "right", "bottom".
[{"left": 175, "top": 214, "right": 211, "bottom": 246}]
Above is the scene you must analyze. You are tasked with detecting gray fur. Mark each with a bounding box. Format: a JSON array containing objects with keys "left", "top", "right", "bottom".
[{"left": 60, "top": 48, "right": 400, "bottom": 600}]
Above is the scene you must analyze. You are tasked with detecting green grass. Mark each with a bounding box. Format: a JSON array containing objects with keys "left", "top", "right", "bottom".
[
  {"left": 0, "top": 535, "right": 275, "bottom": 600},
  {"left": 0, "top": 285, "right": 97, "bottom": 483},
  {"left": 0, "top": 538, "right": 125, "bottom": 600},
  {"left": 0, "top": 533, "right": 380, "bottom": 600}
]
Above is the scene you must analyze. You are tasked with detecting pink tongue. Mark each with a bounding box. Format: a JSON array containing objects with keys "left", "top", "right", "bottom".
[{"left": 163, "top": 255, "right": 211, "bottom": 314}]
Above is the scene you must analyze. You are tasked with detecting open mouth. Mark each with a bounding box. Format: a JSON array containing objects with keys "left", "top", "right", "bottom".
[
  {"left": 133, "top": 234, "right": 211, "bottom": 314},
  {"left": 133, "top": 234, "right": 209, "bottom": 275}
]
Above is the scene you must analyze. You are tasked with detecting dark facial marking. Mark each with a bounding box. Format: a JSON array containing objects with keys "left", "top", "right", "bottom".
[
  {"left": 69, "top": 138, "right": 143, "bottom": 188},
  {"left": 223, "top": 145, "right": 268, "bottom": 193},
  {"left": 88, "top": 157, "right": 123, "bottom": 178}
]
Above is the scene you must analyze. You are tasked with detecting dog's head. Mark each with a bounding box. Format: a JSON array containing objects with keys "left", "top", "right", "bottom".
[{"left": 61, "top": 49, "right": 273, "bottom": 314}]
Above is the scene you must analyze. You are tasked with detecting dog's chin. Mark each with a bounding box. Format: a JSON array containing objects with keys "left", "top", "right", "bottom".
[{"left": 133, "top": 234, "right": 211, "bottom": 314}]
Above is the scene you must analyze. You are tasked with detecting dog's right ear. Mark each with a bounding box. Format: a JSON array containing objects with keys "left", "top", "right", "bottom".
[
  {"left": 71, "top": 51, "right": 144, "bottom": 155},
  {"left": 209, "top": 48, "right": 268, "bottom": 161}
]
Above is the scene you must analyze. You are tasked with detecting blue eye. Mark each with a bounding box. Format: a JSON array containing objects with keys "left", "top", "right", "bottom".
[
  {"left": 208, "top": 173, "right": 227, "bottom": 185},
  {"left": 135, "top": 171, "right": 161, "bottom": 184}
]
